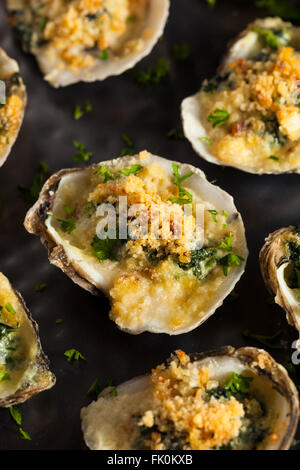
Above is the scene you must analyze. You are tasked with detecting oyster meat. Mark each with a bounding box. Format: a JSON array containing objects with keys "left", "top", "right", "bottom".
[
  {"left": 0, "top": 272, "right": 55, "bottom": 407},
  {"left": 81, "top": 347, "right": 299, "bottom": 450},
  {"left": 0, "top": 47, "right": 26, "bottom": 168},
  {"left": 24, "top": 151, "right": 248, "bottom": 335},
  {"left": 260, "top": 226, "right": 300, "bottom": 346},
  {"left": 7, "top": 0, "right": 170, "bottom": 87},
  {"left": 182, "top": 17, "right": 300, "bottom": 174}
]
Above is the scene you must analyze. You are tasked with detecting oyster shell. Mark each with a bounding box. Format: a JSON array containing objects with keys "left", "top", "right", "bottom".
[
  {"left": 260, "top": 226, "right": 300, "bottom": 346},
  {"left": 0, "top": 272, "right": 55, "bottom": 407},
  {"left": 0, "top": 47, "right": 26, "bottom": 168},
  {"left": 7, "top": 0, "right": 170, "bottom": 87},
  {"left": 24, "top": 151, "right": 248, "bottom": 335},
  {"left": 81, "top": 346, "right": 299, "bottom": 450},
  {"left": 181, "top": 17, "right": 300, "bottom": 174}
]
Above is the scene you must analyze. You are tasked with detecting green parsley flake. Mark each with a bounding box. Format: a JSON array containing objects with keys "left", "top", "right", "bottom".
[
  {"left": 56, "top": 318, "right": 63, "bottom": 324},
  {"left": 73, "top": 101, "right": 93, "bottom": 120},
  {"left": 91, "top": 235, "right": 118, "bottom": 263},
  {"left": 208, "top": 209, "right": 218, "bottom": 223},
  {"left": 269, "top": 155, "right": 280, "bottom": 162},
  {"left": 135, "top": 58, "right": 170, "bottom": 87},
  {"left": 50, "top": 214, "right": 76, "bottom": 234},
  {"left": 64, "top": 349, "right": 86, "bottom": 363},
  {"left": 119, "top": 164, "right": 143, "bottom": 176},
  {"left": 255, "top": 0, "right": 300, "bottom": 20},
  {"left": 168, "top": 163, "right": 194, "bottom": 205},
  {"left": 172, "top": 43, "right": 191, "bottom": 62},
  {"left": 87, "top": 379, "right": 101, "bottom": 399},
  {"left": 18, "top": 162, "right": 49, "bottom": 204},
  {"left": 242, "top": 329, "right": 284, "bottom": 349},
  {"left": 100, "top": 49, "right": 109, "bottom": 60},
  {"left": 9, "top": 406, "right": 31, "bottom": 441},
  {"left": 109, "top": 387, "right": 118, "bottom": 398},
  {"left": 34, "top": 283, "right": 47, "bottom": 293},
  {"left": 120, "top": 134, "right": 135, "bottom": 157},
  {"left": 219, "top": 253, "right": 244, "bottom": 276},
  {"left": 72, "top": 140, "right": 93, "bottom": 163},
  {"left": 199, "top": 136, "right": 212, "bottom": 145},
  {"left": 5, "top": 303, "right": 16, "bottom": 315},
  {"left": 94, "top": 165, "right": 114, "bottom": 183},
  {"left": 208, "top": 108, "right": 230, "bottom": 128},
  {"left": 218, "top": 232, "right": 233, "bottom": 251},
  {"left": 0, "top": 371, "right": 10, "bottom": 382}
]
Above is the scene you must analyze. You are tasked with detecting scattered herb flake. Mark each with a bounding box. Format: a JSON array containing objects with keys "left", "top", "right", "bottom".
[
  {"left": 208, "top": 108, "right": 230, "bottom": 128},
  {"left": 9, "top": 406, "right": 22, "bottom": 426},
  {"left": 208, "top": 209, "right": 218, "bottom": 223},
  {"left": 255, "top": 0, "right": 300, "bottom": 20},
  {"left": 269, "top": 155, "right": 280, "bottom": 162},
  {"left": 120, "top": 133, "right": 135, "bottom": 156},
  {"left": 109, "top": 387, "right": 118, "bottom": 398},
  {"left": 63, "top": 204, "right": 75, "bottom": 216},
  {"left": 5, "top": 303, "right": 16, "bottom": 315},
  {"left": 91, "top": 235, "right": 118, "bottom": 263},
  {"left": 172, "top": 42, "right": 191, "bottom": 62},
  {"left": 199, "top": 136, "right": 212, "bottom": 145},
  {"left": 135, "top": 58, "right": 170, "bottom": 87},
  {"left": 18, "top": 162, "right": 49, "bottom": 204},
  {"left": 242, "top": 329, "right": 284, "bottom": 349},
  {"left": 119, "top": 164, "right": 143, "bottom": 176},
  {"left": 0, "top": 371, "right": 10, "bottom": 382},
  {"left": 218, "top": 232, "right": 233, "bottom": 251},
  {"left": 34, "top": 283, "right": 47, "bottom": 293},
  {"left": 94, "top": 165, "right": 114, "bottom": 183},
  {"left": 72, "top": 140, "right": 93, "bottom": 163},
  {"left": 87, "top": 379, "right": 101, "bottom": 399},
  {"left": 220, "top": 253, "right": 244, "bottom": 276},
  {"left": 167, "top": 129, "right": 185, "bottom": 141},
  {"left": 100, "top": 49, "right": 109, "bottom": 60},
  {"left": 55, "top": 318, "right": 63, "bottom": 324},
  {"left": 50, "top": 214, "right": 76, "bottom": 234},
  {"left": 64, "top": 348, "right": 86, "bottom": 363}
]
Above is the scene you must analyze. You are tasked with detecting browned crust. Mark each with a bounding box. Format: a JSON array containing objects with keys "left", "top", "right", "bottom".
[
  {"left": 24, "top": 167, "right": 101, "bottom": 297},
  {"left": 0, "top": 284, "right": 55, "bottom": 408},
  {"left": 0, "top": 69, "right": 27, "bottom": 168},
  {"left": 259, "top": 227, "right": 299, "bottom": 332},
  {"left": 190, "top": 346, "right": 299, "bottom": 450}
]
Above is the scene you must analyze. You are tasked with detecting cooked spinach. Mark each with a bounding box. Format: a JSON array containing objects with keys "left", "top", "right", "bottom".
[
  {"left": 202, "top": 72, "right": 234, "bottom": 93},
  {"left": 207, "top": 372, "right": 253, "bottom": 401},
  {"left": 263, "top": 115, "right": 287, "bottom": 146},
  {"left": 178, "top": 247, "right": 217, "bottom": 280},
  {"left": 286, "top": 240, "right": 300, "bottom": 289}
]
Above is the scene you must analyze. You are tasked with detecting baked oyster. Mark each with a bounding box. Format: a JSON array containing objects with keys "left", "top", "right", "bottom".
[
  {"left": 0, "top": 272, "right": 55, "bottom": 407},
  {"left": 182, "top": 17, "right": 300, "bottom": 174},
  {"left": 260, "top": 226, "right": 300, "bottom": 345},
  {"left": 24, "top": 151, "right": 248, "bottom": 335},
  {"left": 7, "top": 0, "right": 170, "bottom": 87},
  {"left": 0, "top": 47, "right": 26, "bottom": 168},
  {"left": 81, "top": 347, "right": 299, "bottom": 450}
]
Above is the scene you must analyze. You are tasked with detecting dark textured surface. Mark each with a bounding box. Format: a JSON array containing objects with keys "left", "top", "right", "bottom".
[{"left": 0, "top": 0, "right": 299, "bottom": 450}]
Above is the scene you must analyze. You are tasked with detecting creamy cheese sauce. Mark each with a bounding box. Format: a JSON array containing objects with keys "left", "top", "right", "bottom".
[
  {"left": 48, "top": 152, "right": 244, "bottom": 332},
  {"left": 0, "top": 273, "right": 39, "bottom": 398},
  {"left": 198, "top": 20, "right": 300, "bottom": 172},
  {"left": 9, "top": 0, "right": 149, "bottom": 72},
  {"left": 0, "top": 73, "right": 24, "bottom": 153}
]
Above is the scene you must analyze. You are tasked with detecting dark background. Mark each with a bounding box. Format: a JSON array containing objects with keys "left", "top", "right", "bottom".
[{"left": 0, "top": 0, "right": 299, "bottom": 450}]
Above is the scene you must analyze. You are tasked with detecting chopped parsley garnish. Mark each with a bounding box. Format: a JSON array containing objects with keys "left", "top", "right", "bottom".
[
  {"left": 222, "top": 210, "right": 228, "bottom": 218},
  {"left": 252, "top": 27, "right": 291, "bottom": 49},
  {"left": 0, "top": 371, "right": 10, "bottom": 382},
  {"left": 100, "top": 49, "right": 109, "bottom": 60},
  {"left": 18, "top": 161, "right": 49, "bottom": 204},
  {"left": 119, "top": 164, "right": 143, "bottom": 176},
  {"left": 208, "top": 108, "right": 230, "bottom": 128},
  {"left": 269, "top": 155, "right": 280, "bottom": 162},
  {"left": 172, "top": 42, "right": 191, "bottom": 62},
  {"left": 84, "top": 202, "right": 97, "bottom": 218},
  {"left": 167, "top": 128, "right": 185, "bottom": 141},
  {"left": 120, "top": 133, "right": 135, "bottom": 157},
  {"left": 55, "top": 318, "right": 63, "bottom": 324},
  {"left": 109, "top": 387, "right": 118, "bottom": 398},
  {"left": 219, "top": 253, "right": 244, "bottom": 276},
  {"left": 50, "top": 214, "right": 76, "bottom": 234},
  {"left": 242, "top": 329, "right": 284, "bottom": 349},
  {"left": 64, "top": 349, "right": 86, "bottom": 363},
  {"left": 87, "top": 379, "right": 101, "bottom": 399},
  {"left": 168, "top": 163, "right": 194, "bottom": 205},
  {"left": 91, "top": 235, "right": 118, "bottom": 262},
  {"left": 208, "top": 372, "right": 253, "bottom": 400},
  {"left": 205, "top": 0, "right": 216, "bottom": 5},
  {"left": 72, "top": 140, "right": 93, "bottom": 163},
  {"left": 73, "top": 101, "right": 92, "bottom": 120},
  {"left": 63, "top": 204, "right": 75, "bottom": 216},
  {"left": 94, "top": 164, "right": 114, "bottom": 183},
  {"left": 34, "top": 283, "right": 47, "bottom": 293},
  {"left": 199, "top": 136, "right": 212, "bottom": 145},
  {"left": 135, "top": 58, "right": 170, "bottom": 87},
  {"left": 5, "top": 303, "right": 16, "bottom": 315},
  {"left": 208, "top": 209, "right": 218, "bottom": 223},
  {"left": 9, "top": 406, "right": 31, "bottom": 441},
  {"left": 255, "top": 0, "right": 300, "bottom": 20},
  {"left": 218, "top": 232, "right": 233, "bottom": 251}
]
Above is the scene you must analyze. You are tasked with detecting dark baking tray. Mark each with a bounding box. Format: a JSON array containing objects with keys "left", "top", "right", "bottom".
[{"left": 0, "top": 0, "right": 299, "bottom": 450}]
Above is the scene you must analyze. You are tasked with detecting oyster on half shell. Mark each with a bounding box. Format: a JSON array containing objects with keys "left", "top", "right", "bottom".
[
  {"left": 182, "top": 17, "right": 300, "bottom": 174},
  {"left": 0, "top": 272, "right": 55, "bottom": 407},
  {"left": 81, "top": 347, "right": 299, "bottom": 450},
  {"left": 7, "top": 0, "right": 170, "bottom": 87},
  {"left": 260, "top": 226, "right": 300, "bottom": 346},
  {"left": 24, "top": 151, "right": 248, "bottom": 335},
  {"left": 0, "top": 48, "right": 26, "bottom": 168}
]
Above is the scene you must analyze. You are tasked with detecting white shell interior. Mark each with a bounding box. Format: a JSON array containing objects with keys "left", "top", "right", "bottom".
[{"left": 277, "top": 262, "right": 300, "bottom": 331}]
